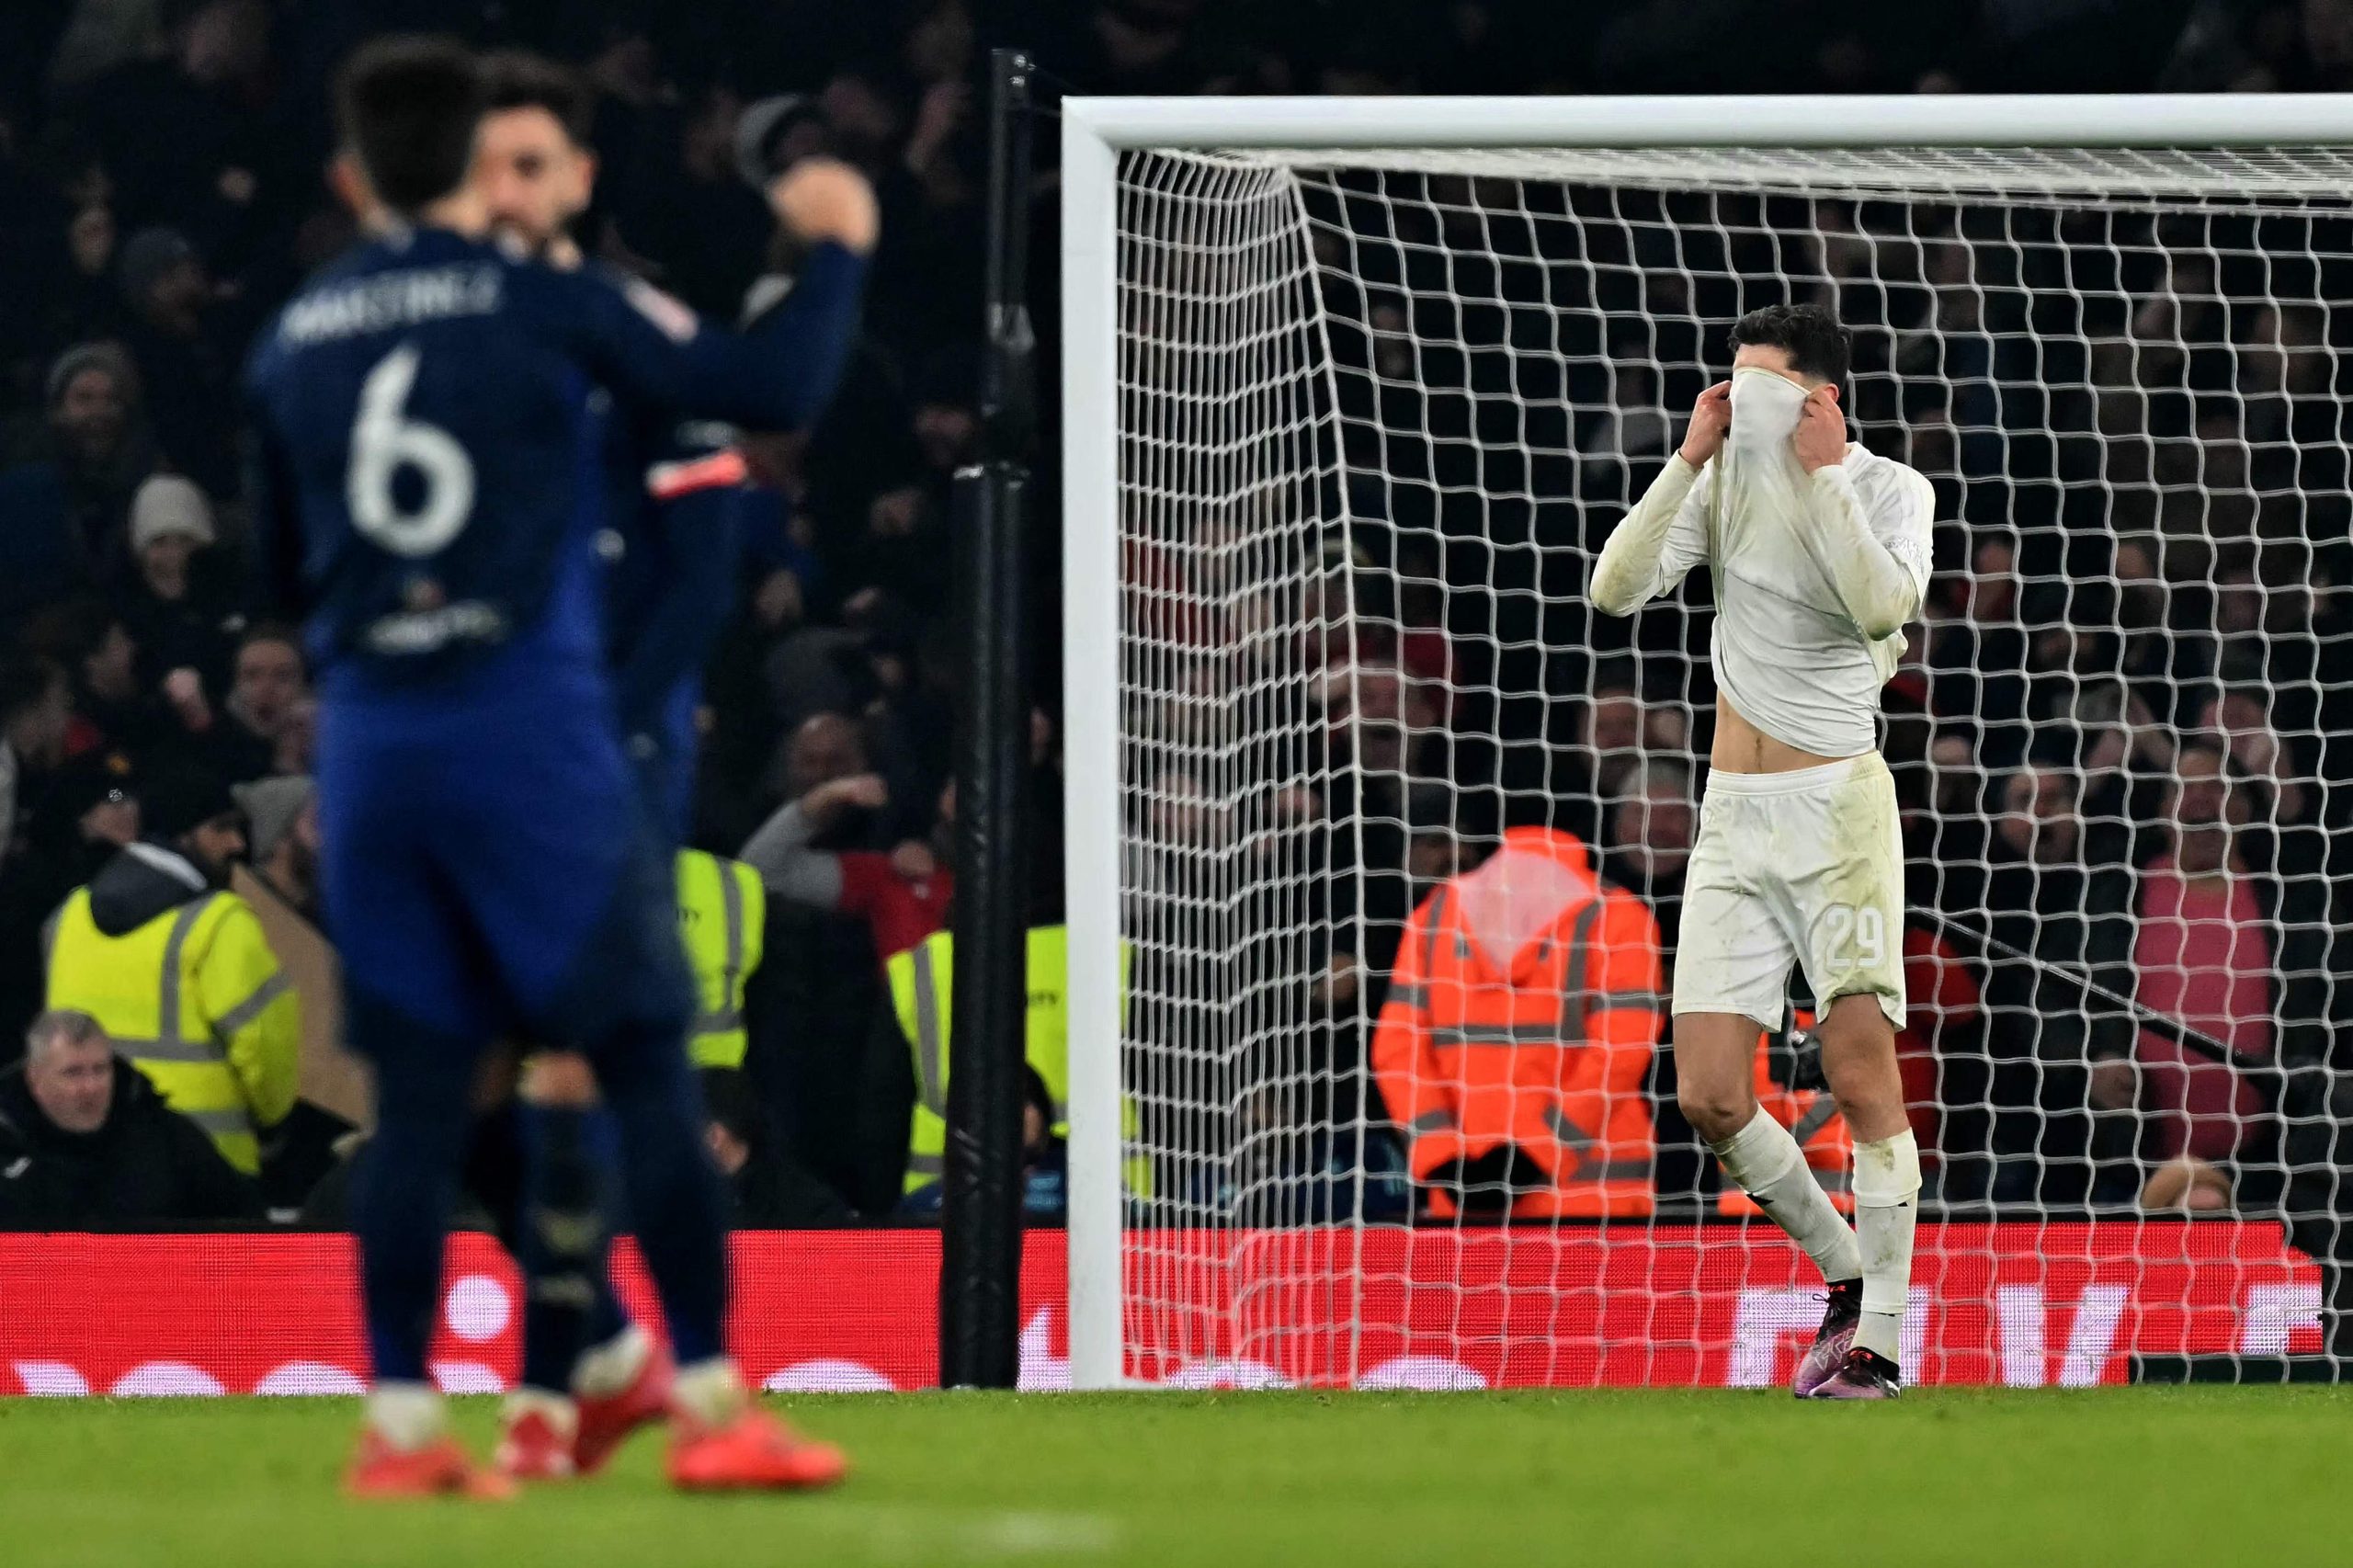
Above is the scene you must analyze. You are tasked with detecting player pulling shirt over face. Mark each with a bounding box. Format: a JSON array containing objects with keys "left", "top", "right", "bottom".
[{"left": 1591, "top": 303, "right": 1933, "bottom": 1402}]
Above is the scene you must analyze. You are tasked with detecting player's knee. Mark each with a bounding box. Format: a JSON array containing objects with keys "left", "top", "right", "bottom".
[{"left": 1677, "top": 1079, "right": 1757, "bottom": 1144}]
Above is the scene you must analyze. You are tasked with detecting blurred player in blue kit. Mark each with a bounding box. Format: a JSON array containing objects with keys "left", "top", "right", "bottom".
[
  {"left": 244, "top": 37, "right": 875, "bottom": 1496},
  {"left": 459, "top": 50, "right": 835, "bottom": 1485}
]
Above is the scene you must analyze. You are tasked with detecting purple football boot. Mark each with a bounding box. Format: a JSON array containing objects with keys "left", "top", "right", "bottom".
[
  {"left": 1790, "top": 1278, "right": 1862, "bottom": 1398},
  {"left": 1807, "top": 1347, "right": 1904, "bottom": 1400}
]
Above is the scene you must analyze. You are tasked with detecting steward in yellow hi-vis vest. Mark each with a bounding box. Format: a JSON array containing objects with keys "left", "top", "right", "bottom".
[
  {"left": 887, "top": 924, "right": 1142, "bottom": 1198},
  {"left": 44, "top": 769, "right": 299, "bottom": 1176},
  {"left": 676, "top": 848, "right": 764, "bottom": 1071}
]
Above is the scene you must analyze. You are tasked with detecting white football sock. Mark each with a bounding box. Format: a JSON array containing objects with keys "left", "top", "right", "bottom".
[
  {"left": 671, "top": 1356, "right": 748, "bottom": 1427},
  {"left": 1711, "top": 1105, "right": 1861, "bottom": 1285},
  {"left": 503, "top": 1386, "right": 578, "bottom": 1435},
  {"left": 1852, "top": 1130, "right": 1922, "bottom": 1366},
  {"left": 366, "top": 1381, "right": 447, "bottom": 1453},
  {"left": 573, "top": 1322, "right": 654, "bottom": 1400}
]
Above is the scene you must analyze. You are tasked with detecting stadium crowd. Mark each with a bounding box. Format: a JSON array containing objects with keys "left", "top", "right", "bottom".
[{"left": 2, "top": 0, "right": 2353, "bottom": 1228}]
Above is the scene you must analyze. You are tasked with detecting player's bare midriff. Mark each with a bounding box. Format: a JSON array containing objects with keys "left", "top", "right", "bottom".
[{"left": 1710, "top": 694, "right": 1855, "bottom": 775}]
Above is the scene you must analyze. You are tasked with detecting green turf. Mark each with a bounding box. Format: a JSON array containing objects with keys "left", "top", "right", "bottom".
[{"left": 3, "top": 1388, "right": 2343, "bottom": 1567}]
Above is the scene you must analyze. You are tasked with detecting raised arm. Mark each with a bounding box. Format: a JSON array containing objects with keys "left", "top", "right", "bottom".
[
  {"left": 1589, "top": 381, "right": 1723, "bottom": 616},
  {"left": 534, "top": 159, "right": 876, "bottom": 433},
  {"left": 739, "top": 772, "right": 888, "bottom": 908},
  {"left": 1789, "top": 392, "right": 1932, "bottom": 640}
]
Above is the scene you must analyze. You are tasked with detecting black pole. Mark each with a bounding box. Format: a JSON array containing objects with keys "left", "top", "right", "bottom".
[{"left": 940, "top": 48, "right": 1038, "bottom": 1391}]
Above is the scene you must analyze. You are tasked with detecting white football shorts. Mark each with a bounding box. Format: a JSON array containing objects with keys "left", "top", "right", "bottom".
[{"left": 1671, "top": 751, "right": 1906, "bottom": 1029}]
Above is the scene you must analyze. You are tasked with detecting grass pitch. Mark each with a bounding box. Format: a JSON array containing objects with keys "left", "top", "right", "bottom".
[{"left": 4, "top": 1389, "right": 2343, "bottom": 1568}]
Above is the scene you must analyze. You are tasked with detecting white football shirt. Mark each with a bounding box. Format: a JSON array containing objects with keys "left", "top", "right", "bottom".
[{"left": 1591, "top": 441, "right": 1935, "bottom": 758}]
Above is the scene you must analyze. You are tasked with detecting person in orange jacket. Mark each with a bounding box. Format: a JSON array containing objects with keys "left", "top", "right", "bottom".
[{"left": 1372, "top": 819, "right": 1665, "bottom": 1220}]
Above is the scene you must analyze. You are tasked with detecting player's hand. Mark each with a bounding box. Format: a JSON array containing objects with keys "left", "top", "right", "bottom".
[
  {"left": 1677, "top": 381, "right": 1731, "bottom": 467},
  {"left": 890, "top": 839, "right": 938, "bottom": 882},
  {"left": 1793, "top": 388, "right": 1847, "bottom": 472},
  {"left": 767, "top": 157, "right": 880, "bottom": 256}
]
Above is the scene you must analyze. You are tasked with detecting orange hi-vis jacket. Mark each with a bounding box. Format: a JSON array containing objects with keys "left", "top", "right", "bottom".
[
  {"left": 1718, "top": 1005, "right": 1855, "bottom": 1217},
  {"left": 1372, "top": 826, "right": 1665, "bottom": 1219}
]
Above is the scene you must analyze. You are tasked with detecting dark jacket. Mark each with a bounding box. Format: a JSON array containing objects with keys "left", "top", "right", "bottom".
[{"left": 0, "top": 1056, "right": 262, "bottom": 1226}]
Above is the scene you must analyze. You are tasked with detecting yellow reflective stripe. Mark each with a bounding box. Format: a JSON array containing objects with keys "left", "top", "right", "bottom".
[
  {"left": 910, "top": 941, "right": 947, "bottom": 1116},
  {"left": 691, "top": 1007, "right": 745, "bottom": 1036},
  {"left": 109, "top": 1034, "right": 219, "bottom": 1065},
  {"left": 183, "top": 1106, "right": 255, "bottom": 1135},
  {"left": 1385, "top": 982, "right": 1428, "bottom": 1010},
  {"left": 906, "top": 1152, "right": 944, "bottom": 1179},
  {"left": 155, "top": 898, "right": 218, "bottom": 1054},
  {"left": 1579, "top": 1159, "right": 1654, "bottom": 1184},
  {"left": 717, "top": 855, "right": 746, "bottom": 998},
  {"left": 1407, "top": 1109, "right": 1457, "bottom": 1134},
  {"left": 1591, "top": 990, "right": 1667, "bottom": 1012},
  {"left": 214, "top": 971, "right": 291, "bottom": 1037}
]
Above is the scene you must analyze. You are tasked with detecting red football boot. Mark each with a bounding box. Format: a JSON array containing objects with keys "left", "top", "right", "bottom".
[
  {"left": 574, "top": 1338, "right": 676, "bottom": 1476},
  {"left": 346, "top": 1429, "right": 517, "bottom": 1501},
  {"left": 494, "top": 1405, "right": 579, "bottom": 1483},
  {"left": 667, "top": 1408, "right": 849, "bottom": 1493}
]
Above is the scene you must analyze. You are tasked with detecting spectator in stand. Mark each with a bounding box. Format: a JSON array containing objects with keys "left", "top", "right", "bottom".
[
  {"left": 699, "top": 1066, "right": 854, "bottom": 1225},
  {"left": 739, "top": 769, "right": 952, "bottom": 968},
  {"left": 2189, "top": 684, "right": 2310, "bottom": 826},
  {"left": 0, "top": 678, "right": 98, "bottom": 1048},
  {"left": 0, "top": 342, "right": 156, "bottom": 613},
  {"left": 210, "top": 626, "right": 310, "bottom": 781},
  {"left": 765, "top": 709, "right": 873, "bottom": 806},
  {"left": 21, "top": 597, "right": 175, "bottom": 763},
  {"left": 1599, "top": 756, "right": 1694, "bottom": 959},
  {"left": 0, "top": 1008, "right": 262, "bottom": 1226},
  {"left": 51, "top": 199, "right": 126, "bottom": 354},
  {"left": 898, "top": 1066, "right": 1067, "bottom": 1221},
  {"left": 0, "top": 656, "right": 74, "bottom": 867},
  {"left": 57, "top": 0, "right": 278, "bottom": 249},
  {"left": 1927, "top": 535, "right": 2030, "bottom": 761},
  {"left": 42, "top": 763, "right": 298, "bottom": 1178},
  {"left": 6, "top": 748, "right": 141, "bottom": 930},
  {"left": 1973, "top": 759, "right": 2135, "bottom": 1202},
  {"left": 1894, "top": 919, "right": 1984, "bottom": 1197},
  {"left": 1579, "top": 665, "right": 1645, "bottom": 802},
  {"left": 738, "top": 714, "right": 904, "bottom": 1211},
  {"left": 117, "top": 473, "right": 246, "bottom": 699},
  {"left": 113, "top": 227, "right": 241, "bottom": 497},
  {"left": 233, "top": 774, "right": 317, "bottom": 925},
  {"left": 2090, "top": 743, "right": 2302, "bottom": 1210}
]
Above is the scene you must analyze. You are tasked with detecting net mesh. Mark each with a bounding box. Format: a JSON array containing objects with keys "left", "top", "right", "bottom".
[{"left": 1108, "top": 140, "right": 2353, "bottom": 1389}]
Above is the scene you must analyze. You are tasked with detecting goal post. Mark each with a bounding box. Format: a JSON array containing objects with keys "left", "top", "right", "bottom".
[{"left": 1062, "top": 95, "right": 2353, "bottom": 1392}]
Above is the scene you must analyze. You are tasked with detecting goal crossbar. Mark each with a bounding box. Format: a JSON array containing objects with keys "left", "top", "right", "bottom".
[{"left": 1062, "top": 94, "right": 2353, "bottom": 151}]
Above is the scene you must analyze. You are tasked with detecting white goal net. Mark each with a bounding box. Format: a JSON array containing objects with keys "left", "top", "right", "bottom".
[{"left": 1066, "top": 108, "right": 2353, "bottom": 1391}]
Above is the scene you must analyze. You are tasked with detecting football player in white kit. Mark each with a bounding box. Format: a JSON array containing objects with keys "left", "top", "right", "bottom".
[{"left": 1591, "top": 303, "right": 1933, "bottom": 1398}]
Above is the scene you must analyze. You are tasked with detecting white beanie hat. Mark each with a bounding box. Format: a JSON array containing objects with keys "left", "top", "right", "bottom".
[{"left": 130, "top": 473, "right": 215, "bottom": 552}]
